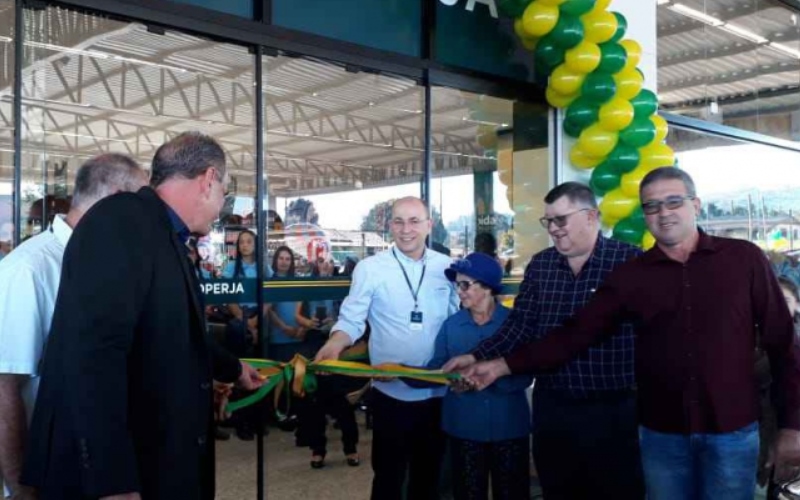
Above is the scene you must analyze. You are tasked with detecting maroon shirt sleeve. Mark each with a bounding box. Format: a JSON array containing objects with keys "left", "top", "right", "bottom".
[
  {"left": 504, "top": 264, "right": 630, "bottom": 374},
  {"left": 752, "top": 249, "right": 800, "bottom": 430}
]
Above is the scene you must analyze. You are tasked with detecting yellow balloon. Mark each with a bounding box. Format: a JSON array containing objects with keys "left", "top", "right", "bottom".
[
  {"left": 550, "top": 65, "right": 586, "bottom": 95},
  {"left": 589, "top": 0, "right": 612, "bottom": 15},
  {"left": 642, "top": 231, "right": 656, "bottom": 250},
  {"left": 639, "top": 142, "right": 675, "bottom": 169},
  {"left": 651, "top": 114, "right": 669, "bottom": 142},
  {"left": 578, "top": 124, "right": 618, "bottom": 158},
  {"left": 598, "top": 97, "right": 635, "bottom": 132},
  {"left": 620, "top": 165, "right": 654, "bottom": 198},
  {"left": 539, "top": 0, "right": 568, "bottom": 5},
  {"left": 565, "top": 40, "right": 602, "bottom": 74},
  {"left": 522, "top": 2, "right": 560, "bottom": 38},
  {"left": 546, "top": 87, "right": 578, "bottom": 108},
  {"left": 581, "top": 11, "right": 618, "bottom": 44},
  {"left": 613, "top": 68, "right": 644, "bottom": 100},
  {"left": 569, "top": 144, "right": 603, "bottom": 170},
  {"left": 600, "top": 188, "right": 638, "bottom": 225},
  {"left": 620, "top": 40, "right": 642, "bottom": 71}
]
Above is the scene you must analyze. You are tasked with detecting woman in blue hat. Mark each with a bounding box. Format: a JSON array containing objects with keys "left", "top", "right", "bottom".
[{"left": 427, "top": 252, "right": 533, "bottom": 500}]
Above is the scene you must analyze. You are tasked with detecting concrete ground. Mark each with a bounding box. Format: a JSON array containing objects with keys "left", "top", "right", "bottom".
[{"left": 215, "top": 411, "right": 543, "bottom": 500}]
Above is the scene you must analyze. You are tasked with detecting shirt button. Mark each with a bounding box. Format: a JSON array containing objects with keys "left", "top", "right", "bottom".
[
  {"left": 201, "top": 382, "right": 211, "bottom": 390},
  {"left": 197, "top": 436, "right": 207, "bottom": 446}
]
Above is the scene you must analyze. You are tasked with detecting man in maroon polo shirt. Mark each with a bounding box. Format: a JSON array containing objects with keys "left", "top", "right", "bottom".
[{"left": 446, "top": 167, "right": 800, "bottom": 500}]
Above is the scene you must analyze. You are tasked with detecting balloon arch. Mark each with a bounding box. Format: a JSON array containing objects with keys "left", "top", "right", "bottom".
[{"left": 499, "top": 0, "right": 672, "bottom": 249}]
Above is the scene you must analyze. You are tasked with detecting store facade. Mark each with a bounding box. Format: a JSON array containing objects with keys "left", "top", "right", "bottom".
[{"left": 3, "top": 0, "right": 800, "bottom": 497}]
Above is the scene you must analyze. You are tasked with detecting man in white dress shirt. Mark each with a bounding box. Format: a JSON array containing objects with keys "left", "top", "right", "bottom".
[
  {"left": 0, "top": 154, "right": 147, "bottom": 499},
  {"left": 316, "top": 196, "right": 459, "bottom": 500}
]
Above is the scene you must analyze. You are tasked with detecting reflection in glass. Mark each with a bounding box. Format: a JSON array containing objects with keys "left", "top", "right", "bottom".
[
  {"left": 0, "top": 0, "right": 11, "bottom": 258},
  {"left": 430, "top": 87, "right": 549, "bottom": 276},
  {"left": 658, "top": 0, "right": 800, "bottom": 141}
]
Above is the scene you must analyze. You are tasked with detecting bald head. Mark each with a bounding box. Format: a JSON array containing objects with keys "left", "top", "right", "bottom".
[{"left": 391, "top": 197, "right": 430, "bottom": 219}]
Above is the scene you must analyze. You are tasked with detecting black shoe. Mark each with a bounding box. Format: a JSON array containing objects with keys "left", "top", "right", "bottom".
[
  {"left": 276, "top": 414, "right": 298, "bottom": 432},
  {"left": 310, "top": 454, "right": 326, "bottom": 469},
  {"left": 236, "top": 427, "right": 255, "bottom": 441},
  {"left": 345, "top": 453, "right": 360, "bottom": 467},
  {"left": 214, "top": 428, "right": 231, "bottom": 441}
]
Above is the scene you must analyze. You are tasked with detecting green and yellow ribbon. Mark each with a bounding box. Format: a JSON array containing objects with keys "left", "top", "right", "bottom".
[{"left": 225, "top": 353, "right": 460, "bottom": 413}]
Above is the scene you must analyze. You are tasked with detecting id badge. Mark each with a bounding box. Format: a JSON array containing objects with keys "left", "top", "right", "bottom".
[{"left": 409, "top": 310, "right": 423, "bottom": 331}]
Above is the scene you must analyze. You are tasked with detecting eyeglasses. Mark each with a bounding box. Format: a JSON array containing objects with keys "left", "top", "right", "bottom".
[
  {"left": 641, "top": 195, "right": 695, "bottom": 215},
  {"left": 391, "top": 218, "right": 429, "bottom": 229},
  {"left": 454, "top": 280, "right": 479, "bottom": 292},
  {"left": 539, "top": 209, "right": 591, "bottom": 229}
]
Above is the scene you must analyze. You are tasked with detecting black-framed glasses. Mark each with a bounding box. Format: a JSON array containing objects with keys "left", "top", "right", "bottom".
[
  {"left": 641, "top": 195, "right": 695, "bottom": 215},
  {"left": 454, "top": 280, "right": 479, "bottom": 292},
  {"left": 539, "top": 208, "right": 591, "bottom": 229}
]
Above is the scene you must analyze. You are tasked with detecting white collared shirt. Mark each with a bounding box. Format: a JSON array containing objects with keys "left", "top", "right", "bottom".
[
  {"left": 333, "top": 247, "right": 459, "bottom": 402},
  {"left": 0, "top": 215, "right": 72, "bottom": 422}
]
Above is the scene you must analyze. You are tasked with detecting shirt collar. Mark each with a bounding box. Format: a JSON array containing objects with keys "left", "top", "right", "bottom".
[
  {"left": 50, "top": 214, "right": 72, "bottom": 248},
  {"left": 165, "top": 205, "right": 192, "bottom": 247},
  {"left": 392, "top": 246, "right": 427, "bottom": 265},
  {"left": 455, "top": 304, "right": 509, "bottom": 327},
  {"left": 556, "top": 231, "right": 605, "bottom": 271},
  {"left": 642, "top": 227, "right": 717, "bottom": 263}
]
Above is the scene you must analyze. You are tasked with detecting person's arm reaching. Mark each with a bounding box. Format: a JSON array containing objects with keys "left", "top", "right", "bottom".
[
  {"left": 316, "top": 260, "right": 373, "bottom": 362},
  {"left": 0, "top": 375, "right": 36, "bottom": 499}
]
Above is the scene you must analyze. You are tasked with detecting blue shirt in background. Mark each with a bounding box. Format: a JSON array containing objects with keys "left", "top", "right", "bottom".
[
  {"left": 428, "top": 305, "right": 532, "bottom": 442},
  {"left": 269, "top": 301, "right": 301, "bottom": 345},
  {"left": 222, "top": 261, "right": 257, "bottom": 308}
]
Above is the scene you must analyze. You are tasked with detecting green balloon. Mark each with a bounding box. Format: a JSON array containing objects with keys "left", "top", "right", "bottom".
[
  {"left": 563, "top": 119, "right": 584, "bottom": 138},
  {"left": 610, "top": 12, "right": 628, "bottom": 43},
  {"left": 497, "top": 0, "right": 530, "bottom": 17},
  {"left": 550, "top": 14, "right": 584, "bottom": 49},
  {"left": 606, "top": 144, "right": 640, "bottom": 174},
  {"left": 629, "top": 205, "right": 645, "bottom": 224},
  {"left": 612, "top": 216, "right": 646, "bottom": 245},
  {"left": 597, "top": 42, "right": 627, "bottom": 74},
  {"left": 620, "top": 118, "right": 657, "bottom": 148},
  {"left": 630, "top": 89, "right": 659, "bottom": 118},
  {"left": 581, "top": 73, "right": 616, "bottom": 104},
  {"left": 534, "top": 36, "right": 565, "bottom": 74},
  {"left": 565, "top": 97, "right": 599, "bottom": 130},
  {"left": 560, "top": 0, "right": 595, "bottom": 17},
  {"left": 590, "top": 162, "right": 621, "bottom": 195}
]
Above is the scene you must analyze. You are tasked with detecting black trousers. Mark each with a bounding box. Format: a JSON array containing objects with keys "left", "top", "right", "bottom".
[
  {"left": 370, "top": 390, "right": 444, "bottom": 500},
  {"left": 532, "top": 388, "right": 645, "bottom": 500},
  {"left": 300, "top": 376, "right": 359, "bottom": 456},
  {"left": 450, "top": 436, "right": 530, "bottom": 500}
]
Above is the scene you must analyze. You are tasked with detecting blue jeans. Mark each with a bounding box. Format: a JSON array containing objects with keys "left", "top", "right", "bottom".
[{"left": 640, "top": 422, "right": 759, "bottom": 500}]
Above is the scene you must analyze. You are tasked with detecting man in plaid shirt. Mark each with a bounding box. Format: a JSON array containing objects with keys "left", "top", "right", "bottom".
[{"left": 447, "top": 182, "right": 644, "bottom": 499}]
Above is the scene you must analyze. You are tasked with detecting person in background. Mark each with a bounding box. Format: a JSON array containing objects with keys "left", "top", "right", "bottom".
[
  {"left": 266, "top": 245, "right": 305, "bottom": 429},
  {"left": 21, "top": 132, "right": 264, "bottom": 500},
  {"left": 429, "top": 253, "right": 532, "bottom": 500},
  {"left": 221, "top": 229, "right": 262, "bottom": 441},
  {"left": 0, "top": 154, "right": 147, "bottom": 500},
  {"left": 315, "top": 197, "right": 459, "bottom": 500},
  {"left": 295, "top": 257, "right": 360, "bottom": 469},
  {"left": 755, "top": 276, "right": 800, "bottom": 498}
]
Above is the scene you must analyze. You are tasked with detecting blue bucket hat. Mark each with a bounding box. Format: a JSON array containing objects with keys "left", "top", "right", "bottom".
[{"left": 444, "top": 252, "right": 503, "bottom": 293}]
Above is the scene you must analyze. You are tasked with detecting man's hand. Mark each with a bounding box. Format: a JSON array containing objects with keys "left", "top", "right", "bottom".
[
  {"left": 237, "top": 361, "right": 264, "bottom": 391},
  {"left": 99, "top": 494, "right": 141, "bottom": 500},
  {"left": 314, "top": 331, "right": 353, "bottom": 363},
  {"left": 462, "top": 358, "right": 511, "bottom": 391},
  {"left": 770, "top": 428, "right": 800, "bottom": 482},
  {"left": 442, "top": 354, "right": 477, "bottom": 374}
]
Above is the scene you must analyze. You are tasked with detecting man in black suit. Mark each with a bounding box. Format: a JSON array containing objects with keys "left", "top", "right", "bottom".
[{"left": 22, "top": 132, "right": 263, "bottom": 500}]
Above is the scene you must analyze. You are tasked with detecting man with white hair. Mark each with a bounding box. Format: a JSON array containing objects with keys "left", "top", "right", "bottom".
[{"left": 0, "top": 153, "right": 148, "bottom": 499}]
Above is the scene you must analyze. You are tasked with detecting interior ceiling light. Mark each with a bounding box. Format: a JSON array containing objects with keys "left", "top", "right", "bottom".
[
  {"left": 719, "top": 23, "right": 768, "bottom": 44},
  {"left": 657, "top": 0, "right": 670, "bottom": 5},
  {"left": 669, "top": 3, "right": 724, "bottom": 27},
  {"left": 769, "top": 42, "right": 800, "bottom": 60}
]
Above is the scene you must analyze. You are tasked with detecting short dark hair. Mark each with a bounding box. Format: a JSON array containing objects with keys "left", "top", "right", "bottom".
[
  {"left": 150, "top": 131, "right": 226, "bottom": 187},
  {"left": 271, "top": 245, "right": 296, "bottom": 277},
  {"left": 71, "top": 153, "right": 143, "bottom": 210},
  {"left": 474, "top": 232, "right": 498, "bottom": 257},
  {"left": 544, "top": 182, "right": 597, "bottom": 209},
  {"left": 779, "top": 276, "right": 800, "bottom": 303},
  {"left": 640, "top": 167, "right": 697, "bottom": 198}
]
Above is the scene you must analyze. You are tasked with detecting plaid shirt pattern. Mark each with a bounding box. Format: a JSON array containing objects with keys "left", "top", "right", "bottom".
[{"left": 474, "top": 235, "right": 642, "bottom": 397}]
